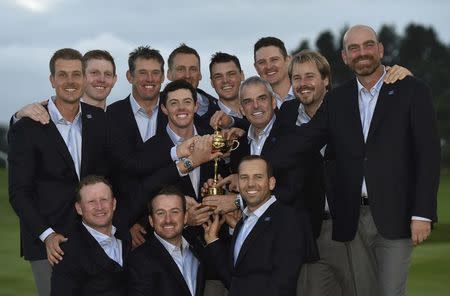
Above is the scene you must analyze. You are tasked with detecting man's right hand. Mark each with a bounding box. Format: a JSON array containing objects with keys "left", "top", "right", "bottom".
[
  {"left": 176, "top": 136, "right": 200, "bottom": 159},
  {"left": 130, "top": 223, "right": 147, "bottom": 249},
  {"left": 16, "top": 100, "right": 50, "bottom": 124},
  {"left": 210, "top": 110, "right": 233, "bottom": 129},
  {"left": 203, "top": 213, "right": 226, "bottom": 244},
  {"left": 187, "top": 204, "right": 214, "bottom": 226},
  {"left": 45, "top": 232, "right": 68, "bottom": 266},
  {"left": 189, "top": 135, "right": 223, "bottom": 167}
]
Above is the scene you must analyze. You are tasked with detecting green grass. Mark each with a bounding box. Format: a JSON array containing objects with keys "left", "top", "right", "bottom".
[{"left": 0, "top": 169, "right": 449, "bottom": 295}]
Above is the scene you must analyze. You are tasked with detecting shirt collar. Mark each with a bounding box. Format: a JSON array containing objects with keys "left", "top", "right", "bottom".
[
  {"left": 243, "top": 195, "right": 277, "bottom": 219},
  {"left": 82, "top": 222, "right": 117, "bottom": 244},
  {"left": 154, "top": 232, "right": 190, "bottom": 254},
  {"left": 218, "top": 99, "right": 242, "bottom": 118},
  {"left": 247, "top": 114, "right": 276, "bottom": 143},
  {"left": 166, "top": 124, "right": 198, "bottom": 145},
  {"left": 129, "top": 93, "right": 160, "bottom": 116},
  {"left": 356, "top": 66, "right": 386, "bottom": 95},
  {"left": 48, "top": 96, "right": 82, "bottom": 124}
]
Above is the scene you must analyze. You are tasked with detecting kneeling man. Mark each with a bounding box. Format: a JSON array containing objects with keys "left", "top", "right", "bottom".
[{"left": 51, "top": 175, "right": 130, "bottom": 296}]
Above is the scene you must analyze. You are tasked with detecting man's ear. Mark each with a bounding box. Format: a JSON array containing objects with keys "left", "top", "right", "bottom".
[
  {"left": 75, "top": 202, "right": 82, "bottom": 216},
  {"left": 161, "top": 103, "right": 169, "bottom": 116}
]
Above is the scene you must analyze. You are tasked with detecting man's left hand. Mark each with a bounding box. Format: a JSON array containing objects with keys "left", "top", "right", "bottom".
[{"left": 411, "top": 220, "right": 431, "bottom": 246}]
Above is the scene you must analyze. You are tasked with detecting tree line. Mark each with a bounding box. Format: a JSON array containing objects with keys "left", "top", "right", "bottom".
[{"left": 292, "top": 23, "right": 450, "bottom": 168}]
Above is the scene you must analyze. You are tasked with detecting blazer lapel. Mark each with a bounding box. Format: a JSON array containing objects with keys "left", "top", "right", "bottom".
[
  {"left": 345, "top": 80, "right": 366, "bottom": 146},
  {"left": 151, "top": 235, "right": 192, "bottom": 296},
  {"left": 366, "top": 83, "right": 395, "bottom": 144},
  {"left": 230, "top": 219, "right": 244, "bottom": 268},
  {"left": 80, "top": 224, "right": 123, "bottom": 272},
  {"left": 234, "top": 204, "right": 275, "bottom": 267},
  {"left": 45, "top": 121, "right": 77, "bottom": 179},
  {"left": 261, "top": 118, "right": 281, "bottom": 156},
  {"left": 80, "top": 103, "right": 94, "bottom": 178}
]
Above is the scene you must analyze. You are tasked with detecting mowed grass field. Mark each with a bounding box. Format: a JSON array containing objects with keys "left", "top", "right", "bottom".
[{"left": 0, "top": 168, "right": 449, "bottom": 295}]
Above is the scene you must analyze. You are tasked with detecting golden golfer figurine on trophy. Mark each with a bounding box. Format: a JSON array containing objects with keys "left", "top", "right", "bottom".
[{"left": 208, "top": 127, "right": 239, "bottom": 195}]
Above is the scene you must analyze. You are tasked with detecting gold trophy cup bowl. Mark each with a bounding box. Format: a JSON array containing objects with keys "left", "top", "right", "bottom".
[{"left": 208, "top": 129, "right": 239, "bottom": 195}]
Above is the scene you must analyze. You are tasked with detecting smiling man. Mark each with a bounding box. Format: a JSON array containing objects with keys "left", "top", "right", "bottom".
[
  {"left": 203, "top": 156, "right": 310, "bottom": 296},
  {"left": 51, "top": 175, "right": 130, "bottom": 296},
  {"left": 127, "top": 186, "right": 205, "bottom": 296},
  {"left": 8, "top": 48, "right": 108, "bottom": 296},
  {"left": 253, "top": 37, "right": 294, "bottom": 109},
  {"left": 82, "top": 50, "right": 117, "bottom": 109}
]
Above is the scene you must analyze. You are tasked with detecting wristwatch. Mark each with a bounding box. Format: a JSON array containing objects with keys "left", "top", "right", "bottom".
[
  {"left": 181, "top": 157, "right": 194, "bottom": 172},
  {"left": 234, "top": 195, "right": 242, "bottom": 210}
]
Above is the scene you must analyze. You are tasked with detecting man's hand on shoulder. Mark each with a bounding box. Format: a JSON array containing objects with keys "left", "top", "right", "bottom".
[
  {"left": 45, "top": 232, "right": 68, "bottom": 266},
  {"left": 15, "top": 100, "right": 50, "bottom": 124}
]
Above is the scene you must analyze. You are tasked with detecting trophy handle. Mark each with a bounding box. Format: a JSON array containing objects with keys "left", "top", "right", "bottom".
[{"left": 229, "top": 139, "right": 240, "bottom": 151}]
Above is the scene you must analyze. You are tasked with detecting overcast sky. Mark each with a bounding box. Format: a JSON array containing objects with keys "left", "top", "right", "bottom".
[{"left": 0, "top": 0, "right": 449, "bottom": 125}]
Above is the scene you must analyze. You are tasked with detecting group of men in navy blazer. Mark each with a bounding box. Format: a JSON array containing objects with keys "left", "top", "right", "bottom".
[{"left": 8, "top": 23, "right": 440, "bottom": 296}]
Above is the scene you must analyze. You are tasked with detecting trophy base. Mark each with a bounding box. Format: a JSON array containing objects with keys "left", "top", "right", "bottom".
[{"left": 208, "top": 186, "right": 224, "bottom": 196}]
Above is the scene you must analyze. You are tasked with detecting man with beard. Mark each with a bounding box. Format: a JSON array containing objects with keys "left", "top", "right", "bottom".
[
  {"left": 127, "top": 186, "right": 205, "bottom": 296},
  {"left": 281, "top": 50, "right": 373, "bottom": 296},
  {"left": 283, "top": 25, "right": 440, "bottom": 296}
]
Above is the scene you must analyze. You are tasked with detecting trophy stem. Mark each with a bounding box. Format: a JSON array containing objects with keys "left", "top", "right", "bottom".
[{"left": 213, "top": 157, "right": 219, "bottom": 183}]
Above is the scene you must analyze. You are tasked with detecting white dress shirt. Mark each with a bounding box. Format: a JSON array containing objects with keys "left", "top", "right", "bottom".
[
  {"left": 48, "top": 96, "right": 82, "bottom": 179},
  {"left": 166, "top": 125, "right": 201, "bottom": 198},
  {"left": 218, "top": 99, "right": 243, "bottom": 118},
  {"left": 155, "top": 233, "right": 199, "bottom": 296},
  {"left": 233, "top": 195, "right": 276, "bottom": 265},
  {"left": 40, "top": 97, "right": 83, "bottom": 242},
  {"left": 196, "top": 91, "right": 209, "bottom": 116},
  {"left": 275, "top": 86, "right": 295, "bottom": 109},
  {"left": 129, "top": 93, "right": 160, "bottom": 142},
  {"left": 247, "top": 115, "right": 276, "bottom": 155},
  {"left": 82, "top": 222, "right": 123, "bottom": 266}
]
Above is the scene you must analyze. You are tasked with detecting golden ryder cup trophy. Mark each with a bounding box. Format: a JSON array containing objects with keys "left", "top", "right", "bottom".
[{"left": 208, "top": 128, "right": 239, "bottom": 195}]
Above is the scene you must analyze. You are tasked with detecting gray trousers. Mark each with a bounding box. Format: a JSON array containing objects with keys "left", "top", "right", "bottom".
[
  {"left": 297, "top": 219, "right": 359, "bottom": 296},
  {"left": 349, "top": 206, "right": 413, "bottom": 296},
  {"left": 30, "top": 259, "right": 52, "bottom": 296},
  {"left": 204, "top": 280, "right": 228, "bottom": 296}
]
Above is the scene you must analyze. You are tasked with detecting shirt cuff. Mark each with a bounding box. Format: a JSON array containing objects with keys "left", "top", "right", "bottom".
[
  {"left": 411, "top": 216, "right": 432, "bottom": 222},
  {"left": 39, "top": 228, "right": 55, "bottom": 242},
  {"left": 170, "top": 146, "right": 178, "bottom": 162},
  {"left": 228, "top": 227, "right": 234, "bottom": 236}
]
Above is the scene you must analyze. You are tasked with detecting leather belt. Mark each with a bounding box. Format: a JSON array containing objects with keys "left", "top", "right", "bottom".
[{"left": 361, "top": 196, "right": 369, "bottom": 206}]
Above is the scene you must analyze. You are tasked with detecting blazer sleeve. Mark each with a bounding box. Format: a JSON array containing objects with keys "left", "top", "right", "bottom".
[
  {"left": 203, "top": 239, "right": 232, "bottom": 289},
  {"left": 8, "top": 121, "right": 48, "bottom": 238},
  {"left": 126, "top": 253, "right": 160, "bottom": 296},
  {"left": 409, "top": 79, "right": 440, "bottom": 220},
  {"left": 268, "top": 210, "right": 305, "bottom": 296}
]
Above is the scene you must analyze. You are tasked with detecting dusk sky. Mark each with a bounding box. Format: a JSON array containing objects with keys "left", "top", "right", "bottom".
[{"left": 1, "top": 0, "right": 449, "bottom": 124}]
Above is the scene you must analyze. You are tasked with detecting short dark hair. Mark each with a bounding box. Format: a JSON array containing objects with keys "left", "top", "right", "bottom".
[
  {"left": 148, "top": 186, "right": 187, "bottom": 214},
  {"left": 160, "top": 79, "right": 198, "bottom": 106},
  {"left": 128, "top": 46, "right": 164, "bottom": 73},
  {"left": 76, "top": 175, "right": 113, "bottom": 202},
  {"left": 238, "top": 155, "right": 273, "bottom": 178},
  {"left": 49, "top": 48, "right": 83, "bottom": 76},
  {"left": 253, "top": 36, "right": 288, "bottom": 61},
  {"left": 83, "top": 49, "right": 116, "bottom": 75},
  {"left": 168, "top": 43, "right": 201, "bottom": 70},
  {"left": 209, "top": 52, "right": 242, "bottom": 76}
]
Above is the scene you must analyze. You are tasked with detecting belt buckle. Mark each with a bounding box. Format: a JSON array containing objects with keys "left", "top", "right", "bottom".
[{"left": 361, "top": 196, "right": 369, "bottom": 206}]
